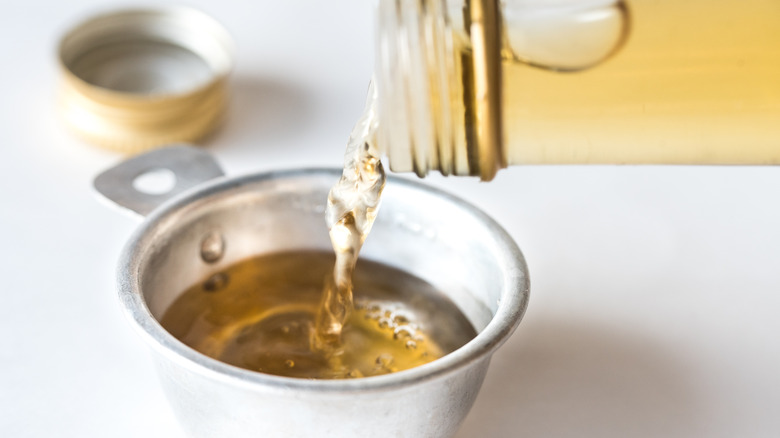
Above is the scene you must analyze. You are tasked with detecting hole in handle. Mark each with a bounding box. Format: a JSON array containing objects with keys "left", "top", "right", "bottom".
[{"left": 132, "top": 168, "right": 177, "bottom": 195}]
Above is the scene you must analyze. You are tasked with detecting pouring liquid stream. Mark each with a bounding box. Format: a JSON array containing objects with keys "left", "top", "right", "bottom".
[{"left": 313, "top": 84, "right": 386, "bottom": 354}]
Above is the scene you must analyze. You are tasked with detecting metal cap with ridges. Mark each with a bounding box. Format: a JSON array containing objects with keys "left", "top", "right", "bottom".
[{"left": 57, "top": 7, "right": 234, "bottom": 153}]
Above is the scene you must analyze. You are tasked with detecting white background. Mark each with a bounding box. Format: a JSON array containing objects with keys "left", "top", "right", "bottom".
[{"left": 2, "top": 0, "right": 780, "bottom": 437}]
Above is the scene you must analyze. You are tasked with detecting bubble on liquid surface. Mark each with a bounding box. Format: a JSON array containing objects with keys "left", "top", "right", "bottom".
[
  {"left": 393, "top": 326, "right": 414, "bottom": 340},
  {"left": 375, "top": 354, "right": 395, "bottom": 371},
  {"left": 502, "top": 0, "right": 630, "bottom": 71},
  {"left": 393, "top": 313, "right": 409, "bottom": 324}
]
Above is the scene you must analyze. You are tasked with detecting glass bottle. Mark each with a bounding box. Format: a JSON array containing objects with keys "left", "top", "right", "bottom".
[{"left": 374, "top": 0, "right": 780, "bottom": 180}]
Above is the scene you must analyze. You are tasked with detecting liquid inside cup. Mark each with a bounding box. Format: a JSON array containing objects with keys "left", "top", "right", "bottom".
[{"left": 160, "top": 251, "right": 477, "bottom": 379}]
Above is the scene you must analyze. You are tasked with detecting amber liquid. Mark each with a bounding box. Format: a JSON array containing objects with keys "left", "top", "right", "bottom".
[
  {"left": 160, "top": 251, "right": 475, "bottom": 379},
  {"left": 501, "top": 0, "right": 780, "bottom": 165}
]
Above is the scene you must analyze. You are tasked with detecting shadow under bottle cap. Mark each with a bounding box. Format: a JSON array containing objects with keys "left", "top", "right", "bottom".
[{"left": 57, "top": 7, "right": 234, "bottom": 153}]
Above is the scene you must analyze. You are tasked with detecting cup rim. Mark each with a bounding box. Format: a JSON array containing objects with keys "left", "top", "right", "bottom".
[{"left": 118, "top": 168, "right": 530, "bottom": 394}]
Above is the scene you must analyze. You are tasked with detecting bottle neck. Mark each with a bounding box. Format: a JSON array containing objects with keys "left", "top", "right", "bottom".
[
  {"left": 373, "top": 0, "right": 630, "bottom": 179},
  {"left": 374, "top": 0, "right": 506, "bottom": 181}
]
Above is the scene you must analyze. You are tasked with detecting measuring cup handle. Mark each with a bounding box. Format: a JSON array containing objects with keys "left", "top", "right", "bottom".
[{"left": 93, "top": 144, "right": 225, "bottom": 218}]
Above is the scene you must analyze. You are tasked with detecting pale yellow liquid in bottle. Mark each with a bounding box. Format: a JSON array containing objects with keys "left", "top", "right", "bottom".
[
  {"left": 160, "top": 251, "right": 476, "bottom": 379},
  {"left": 503, "top": 0, "right": 780, "bottom": 165}
]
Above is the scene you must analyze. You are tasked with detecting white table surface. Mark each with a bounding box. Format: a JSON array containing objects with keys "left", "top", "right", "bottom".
[{"left": 3, "top": 1, "right": 780, "bottom": 437}]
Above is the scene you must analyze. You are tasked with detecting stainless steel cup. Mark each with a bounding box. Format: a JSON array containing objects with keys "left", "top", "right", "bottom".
[{"left": 95, "top": 145, "right": 530, "bottom": 438}]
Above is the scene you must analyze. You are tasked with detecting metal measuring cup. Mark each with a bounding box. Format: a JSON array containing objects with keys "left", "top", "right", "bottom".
[{"left": 94, "top": 146, "right": 530, "bottom": 438}]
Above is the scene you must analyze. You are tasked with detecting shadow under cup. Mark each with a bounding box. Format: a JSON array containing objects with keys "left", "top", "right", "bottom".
[{"left": 119, "top": 169, "right": 529, "bottom": 438}]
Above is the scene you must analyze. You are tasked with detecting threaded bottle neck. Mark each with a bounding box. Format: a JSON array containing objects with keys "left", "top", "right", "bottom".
[{"left": 374, "top": 0, "right": 505, "bottom": 180}]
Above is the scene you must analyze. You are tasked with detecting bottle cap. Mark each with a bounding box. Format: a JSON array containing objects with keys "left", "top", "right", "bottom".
[{"left": 57, "top": 7, "right": 234, "bottom": 153}]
